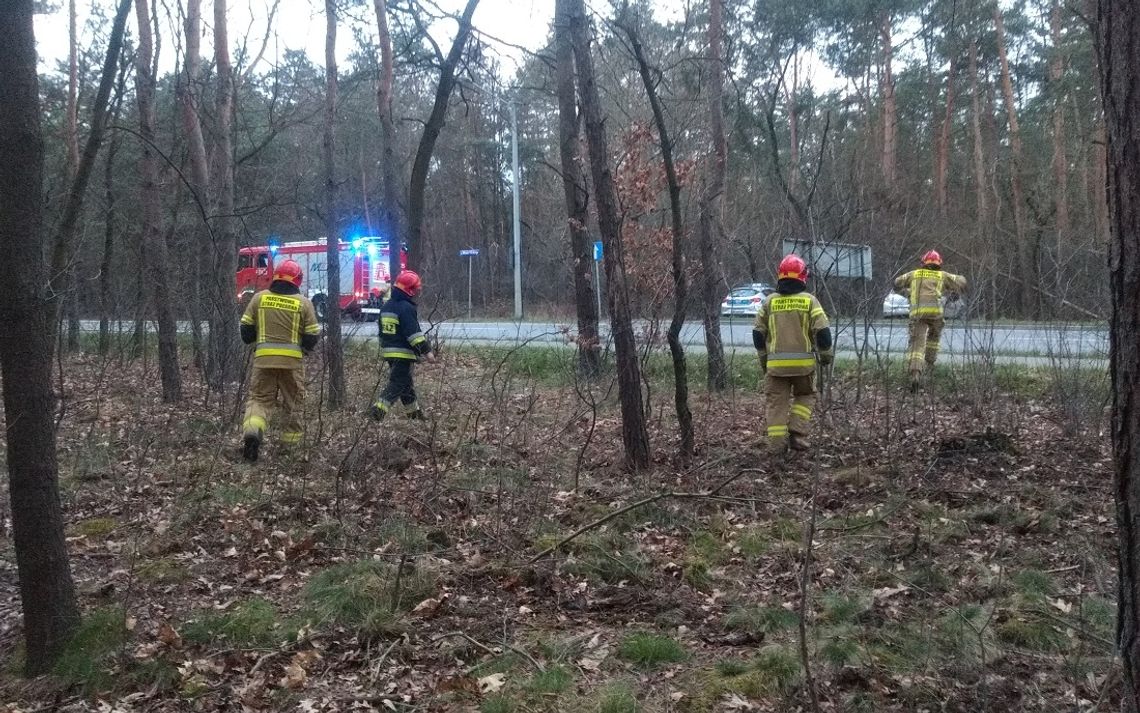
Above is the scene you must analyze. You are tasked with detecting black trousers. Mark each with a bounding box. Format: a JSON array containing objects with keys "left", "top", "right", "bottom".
[{"left": 379, "top": 359, "right": 417, "bottom": 407}]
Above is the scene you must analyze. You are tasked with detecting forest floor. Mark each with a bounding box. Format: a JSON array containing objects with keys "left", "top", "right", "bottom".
[{"left": 0, "top": 343, "right": 1119, "bottom": 712}]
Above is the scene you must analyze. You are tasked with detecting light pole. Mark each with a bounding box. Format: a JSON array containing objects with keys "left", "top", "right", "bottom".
[{"left": 510, "top": 100, "right": 522, "bottom": 320}]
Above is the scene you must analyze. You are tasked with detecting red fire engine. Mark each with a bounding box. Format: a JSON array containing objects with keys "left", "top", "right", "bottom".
[{"left": 237, "top": 237, "right": 407, "bottom": 320}]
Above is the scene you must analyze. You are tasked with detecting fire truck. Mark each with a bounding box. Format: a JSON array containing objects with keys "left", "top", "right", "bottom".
[{"left": 237, "top": 237, "right": 407, "bottom": 321}]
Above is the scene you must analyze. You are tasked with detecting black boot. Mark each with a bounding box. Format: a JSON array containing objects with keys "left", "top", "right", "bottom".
[
  {"left": 242, "top": 434, "right": 261, "bottom": 463},
  {"left": 369, "top": 403, "right": 388, "bottom": 422}
]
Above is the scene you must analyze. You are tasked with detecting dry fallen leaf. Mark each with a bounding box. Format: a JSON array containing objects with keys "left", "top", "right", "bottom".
[
  {"left": 279, "top": 662, "right": 307, "bottom": 690},
  {"left": 478, "top": 672, "right": 507, "bottom": 693}
]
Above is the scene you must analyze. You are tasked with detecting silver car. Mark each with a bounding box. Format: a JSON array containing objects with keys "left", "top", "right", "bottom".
[
  {"left": 721, "top": 283, "right": 776, "bottom": 318},
  {"left": 882, "top": 292, "right": 966, "bottom": 320}
]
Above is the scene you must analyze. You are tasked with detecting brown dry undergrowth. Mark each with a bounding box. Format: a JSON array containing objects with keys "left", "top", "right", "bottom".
[{"left": 0, "top": 346, "right": 1118, "bottom": 712}]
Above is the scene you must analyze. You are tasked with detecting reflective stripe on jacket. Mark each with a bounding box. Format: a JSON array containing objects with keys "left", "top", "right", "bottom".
[
  {"left": 379, "top": 288, "right": 431, "bottom": 361},
  {"left": 894, "top": 268, "right": 967, "bottom": 319},
  {"left": 241, "top": 289, "right": 319, "bottom": 369},
  {"left": 753, "top": 292, "right": 830, "bottom": 377}
]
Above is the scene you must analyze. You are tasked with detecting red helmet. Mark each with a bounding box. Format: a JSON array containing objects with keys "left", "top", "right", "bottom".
[
  {"left": 777, "top": 254, "right": 808, "bottom": 283},
  {"left": 273, "top": 259, "right": 303, "bottom": 287},
  {"left": 922, "top": 250, "right": 943, "bottom": 267},
  {"left": 394, "top": 270, "right": 422, "bottom": 296}
]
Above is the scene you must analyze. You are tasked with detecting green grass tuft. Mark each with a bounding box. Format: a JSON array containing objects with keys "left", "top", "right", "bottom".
[
  {"left": 303, "top": 559, "right": 437, "bottom": 639},
  {"left": 617, "top": 632, "right": 688, "bottom": 668},
  {"left": 181, "top": 598, "right": 282, "bottom": 648},
  {"left": 595, "top": 682, "right": 639, "bottom": 713},
  {"left": 480, "top": 696, "right": 514, "bottom": 713},
  {"left": 724, "top": 605, "right": 799, "bottom": 637},
  {"left": 54, "top": 607, "right": 129, "bottom": 692},
  {"left": 1012, "top": 569, "right": 1057, "bottom": 600},
  {"left": 527, "top": 664, "right": 574, "bottom": 694}
]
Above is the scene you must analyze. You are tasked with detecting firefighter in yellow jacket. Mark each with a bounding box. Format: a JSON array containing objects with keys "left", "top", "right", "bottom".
[
  {"left": 239, "top": 259, "right": 321, "bottom": 462},
  {"left": 893, "top": 250, "right": 967, "bottom": 389},
  {"left": 753, "top": 255, "right": 834, "bottom": 453}
]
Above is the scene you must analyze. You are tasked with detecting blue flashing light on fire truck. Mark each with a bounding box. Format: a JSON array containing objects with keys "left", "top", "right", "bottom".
[{"left": 237, "top": 237, "right": 408, "bottom": 321}]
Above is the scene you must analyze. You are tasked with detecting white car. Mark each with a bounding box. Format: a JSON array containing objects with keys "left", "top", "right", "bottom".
[
  {"left": 721, "top": 283, "right": 776, "bottom": 318},
  {"left": 882, "top": 292, "right": 966, "bottom": 320}
]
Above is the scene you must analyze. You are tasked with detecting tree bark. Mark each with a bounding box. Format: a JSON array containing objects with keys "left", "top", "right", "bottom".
[
  {"left": 995, "top": 8, "right": 1034, "bottom": 314},
  {"left": 373, "top": 0, "right": 402, "bottom": 286},
  {"left": 135, "top": 0, "right": 182, "bottom": 402},
  {"left": 0, "top": 0, "right": 81, "bottom": 675},
  {"left": 880, "top": 12, "right": 898, "bottom": 190},
  {"left": 620, "top": 15, "right": 694, "bottom": 462},
  {"left": 207, "top": 0, "right": 239, "bottom": 388},
  {"left": 700, "top": 0, "right": 728, "bottom": 391},
  {"left": 99, "top": 61, "right": 128, "bottom": 355},
  {"left": 179, "top": 0, "right": 209, "bottom": 370},
  {"left": 554, "top": 0, "right": 600, "bottom": 377},
  {"left": 64, "top": 0, "right": 81, "bottom": 352},
  {"left": 1051, "top": 0, "right": 1070, "bottom": 247},
  {"left": 1100, "top": 0, "right": 1140, "bottom": 708},
  {"left": 969, "top": 39, "right": 989, "bottom": 229},
  {"left": 935, "top": 54, "right": 956, "bottom": 218},
  {"left": 49, "top": 0, "right": 132, "bottom": 359},
  {"left": 323, "top": 0, "right": 346, "bottom": 409},
  {"left": 567, "top": 0, "right": 650, "bottom": 471},
  {"left": 406, "top": 0, "right": 479, "bottom": 269}
]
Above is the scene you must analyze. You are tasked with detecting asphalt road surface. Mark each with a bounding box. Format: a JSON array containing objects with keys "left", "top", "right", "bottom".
[
  {"left": 396, "top": 318, "right": 1109, "bottom": 361},
  {"left": 80, "top": 318, "right": 1109, "bottom": 365}
]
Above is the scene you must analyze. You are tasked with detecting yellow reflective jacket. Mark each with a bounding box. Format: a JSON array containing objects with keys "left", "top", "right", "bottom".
[
  {"left": 240, "top": 288, "right": 320, "bottom": 369},
  {"left": 894, "top": 268, "right": 967, "bottom": 318},
  {"left": 753, "top": 291, "right": 831, "bottom": 377}
]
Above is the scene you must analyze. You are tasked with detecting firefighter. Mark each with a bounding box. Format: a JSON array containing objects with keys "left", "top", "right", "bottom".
[
  {"left": 753, "top": 255, "right": 834, "bottom": 454},
  {"left": 370, "top": 270, "right": 435, "bottom": 421},
  {"left": 239, "top": 259, "right": 321, "bottom": 462},
  {"left": 893, "top": 250, "right": 967, "bottom": 389}
]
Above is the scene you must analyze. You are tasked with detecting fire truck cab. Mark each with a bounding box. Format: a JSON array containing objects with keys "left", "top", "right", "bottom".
[{"left": 237, "top": 237, "right": 407, "bottom": 321}]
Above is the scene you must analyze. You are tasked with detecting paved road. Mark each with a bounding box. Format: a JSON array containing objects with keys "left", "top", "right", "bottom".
[
  {"left": 80, "top": 317, "right": 1110, "bottom": 364},
  {"left": 402, "top": 318, "right": 1108, "bottom": 360}
]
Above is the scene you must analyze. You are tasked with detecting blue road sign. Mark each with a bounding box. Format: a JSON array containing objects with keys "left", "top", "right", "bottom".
[
  {"left": 459, "top": 249, "right": 480, "bottom": 257},
  {"left": 593, "top": 241, "right": 603, "bottom": 261}
]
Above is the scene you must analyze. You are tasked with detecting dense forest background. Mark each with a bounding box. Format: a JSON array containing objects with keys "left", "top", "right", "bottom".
[{"left": 41, "top": 0, "right": 1105, "bottom": 327}]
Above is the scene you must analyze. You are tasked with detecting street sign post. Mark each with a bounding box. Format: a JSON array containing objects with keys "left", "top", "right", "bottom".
[
  {"left": 459, "top": 249, "right": 479, "bottom": 318},
  {"left": 592, "top": 241, "right": 603, "bottom": 318}
]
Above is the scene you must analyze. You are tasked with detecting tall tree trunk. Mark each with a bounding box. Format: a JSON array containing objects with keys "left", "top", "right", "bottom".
[
  {"left": 100, "top": 55, "right": 129, "bottom": 355},
  {"left": 1051, "top": 0, "right": 1070, "bottom": 248},
  {"left": 567, "top": 0, "right": 650, "bottom": 470},
  {"left": 323, "top": 0, "right": 345, "bottom": 409},
  {"left": 49, "top": 0, "right": 132, "bottom": 360},
  {"left": 1099, "top": 1, "right": 1140, "bottom": 708},
  {"left": 99, "top": 129, "right": 119, "bottom": 356},
  {"left": 880, "top": 12, "right": 898, "bottom": 190},
  {"left": 969, "top": 39, "right": 989, "bottom": 229},
  {"left": 406, "top": 0, "right": 479, "bottom": 269},
  {"left": 995, "top": 8, "right": 1034, "bottom": 315},
  {"left": 179, "top": 0, "right": 210, "bottom": 370},
  {"left": 554, "top": 0, "right": 599, "bottom": 377},
  {"left": 64, "top": 0, "right": 81, "bottom": 352},
  {"left": 0, "top": 0, "right": 81, "bottom": 675},
  {"left": 787, "top": 50, "right": 801, "bottom": 196},
  {"left": 700, "top": 0, "right": 728, "bottom": 391},
  {"left": 373, "top": 0, "right": 402, "bottom": 285},
  {"left": 135, "top": 0, "right": 182, "bottom": 402},
  {"left": 207, "top": 0, "right": 239, "bottom": 388},
  {"left": 1095, "top": 118, "right": 1110, "bottom": 244},
  {"left": 935, "top": 55, "right": 956, "bottom": 217},
  {"left": 621, "top": 17, "right": 694, "bottom": 461}
]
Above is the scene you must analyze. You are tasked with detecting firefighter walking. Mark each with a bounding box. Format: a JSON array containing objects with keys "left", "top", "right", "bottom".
[
  {"left": 753, "top": 255, "right": 834, "bottom": 454},
  {"left": 239, "top": 259, "right": 321, "bottom": 462},
  {"left": 893, "top": 250, "right": 967, "bottom": 389},
  {"left": 370, "top": 270, "right": 435, "bottom": 421}
]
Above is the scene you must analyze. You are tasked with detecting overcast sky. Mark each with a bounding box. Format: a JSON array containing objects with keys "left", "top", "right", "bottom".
[
  {"left": 35, "top": 0, "right": 558, "bottom": 76},
  {"left": 34, "top": 0, "right": 846, "bottom": 90}
]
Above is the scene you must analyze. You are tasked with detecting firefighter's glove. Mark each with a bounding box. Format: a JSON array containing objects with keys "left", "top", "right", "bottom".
[
  {"left": 818, "top": 350, "right": 834, "bottom": 366},
  {"left": 758, "top": 353, "right": 768, "bottom": 373}
]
